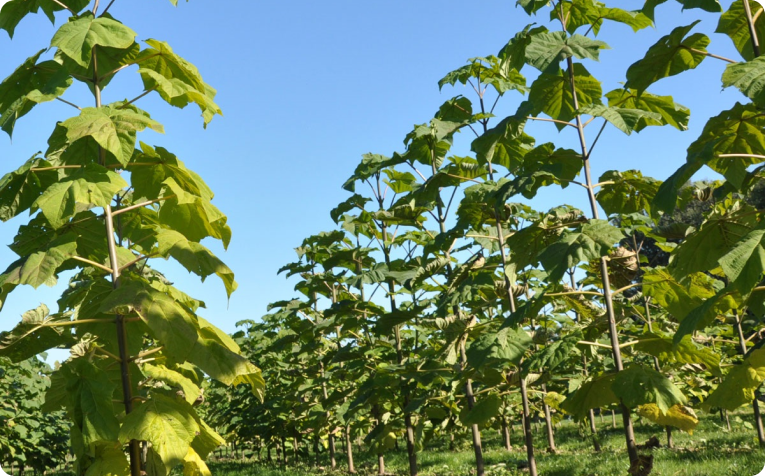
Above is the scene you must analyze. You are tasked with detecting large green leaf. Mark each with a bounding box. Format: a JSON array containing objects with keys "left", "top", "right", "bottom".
[
  {"left": 0, "top": 304, "right": 75, "bottom": 362},
  {"left": 718, "top": 222, "right": 765, "bottom": 292},
  {"left": 470, "top": 115, "right": 533, "bottom": 170},
  {"left": 577, "top": 104, "right": 662, "bottom": 135},
  {"left": 32, "top": 164, "right": 127, "bottom": 228},
  {"left": 60, "top": 106, "right": 164, "bottom": 166},
  {"left": 438, "top": 56, "right": 527, "bottom": 95},
  {"left": 159, "top": 178, "right": 231, "bottom": 249},
  {"left": 84, "top": 443, "right": 130, "bottom": 476},
  {"left": 155, "top": 228, "right": 237, "bottom": 297},
  {"left": 0, "top": 233, "right": 77, "bottom": 290},
  {"left": 459, "top": 393, "right": 502, "bottom": 425},
  {"left": 60, "top": 358, "right": 120, "bottom": 447},
  {"left": 467, "top": 326, "right": 531, "bottom": 369},
  {"left": 703, "top": 348, "right": 765, "bottom": 411},
  {"left": 595, "top": 170, "right": 660, "bottom": 215},
  {"left": 0, "top": 0, "right": 89, "bottom": 38},
  {"left": 716, "top": 0, "right": 765, "bottom": 62},
  {"left": 130, "top": 142, "right": 211, "bottom": 201},
  {"left": 635, "top": 332, "right": 721, "bottom": 375},
  {"left": 525, "top": 31, "right": 609, "bottom": 72},
  {"left": 143, "top": 363, "right": 201, "bottom": 405},
  {"left": 527, "top": 63, "right": 602, "bottom": 127},
  {"left": 687, "top": 103, "right": 765, "bottom": 189},
  {"left": 136, "top": 40, "right": 222, "bottom": 126},
  {"left": 538, "top": 219, "right": 622, "bottom": 282},
  {"left": 625, "top": 21, "right": 709, "bottom": 93},
  {"left": 669, "top": 202, "right": 756, "bottom": 278},
  {"left": 522, "top": 332, "right": 582, "bottom": 375},
  {"left": 560, "top": 372, "right": 618, "bottom": 417},
  {"left": 612, "top": 364, "right": 686, "bottom": 413},
  {"left": 51, "top": 13, "right": 136, "bottom": 68},
  {"left": 642, "top": 267, "right": 716, "bottom": 321},
  {"left": 722, "top": 57, "right": 765, "bottom": 106},
  {"left": 99, "top": 283, "right": 260, "bottom": 388},
  {"left": 605, "top": 88, "right": 690, "bottom": 131},
  {"left": 119, "top": 394, "right": 199, "bottom": 473},
  {"left": 0, "top": 50, "right": 73, "bottom": 137},
  {"left": 0, "top": 155, "right": 58, "bottom": 221}
]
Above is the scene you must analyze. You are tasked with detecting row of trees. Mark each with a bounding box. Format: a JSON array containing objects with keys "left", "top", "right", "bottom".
[{"left": 204, "top": 1, "right": 765, "bottom": 475}]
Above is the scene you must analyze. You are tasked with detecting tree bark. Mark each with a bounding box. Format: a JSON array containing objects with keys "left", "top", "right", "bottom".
[{"left": 542, "top": 383, "right": 557, "bottom": 454}]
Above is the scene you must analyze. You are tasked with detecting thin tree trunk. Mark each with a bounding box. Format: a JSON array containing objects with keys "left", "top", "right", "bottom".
[
  {"left": 346, "top": 425, "right": 356, "bottom": 474},
  {"left": 611, "top": 410, "right": 616, "bottom": 429},
  {"left": 735, "top": 312, "right": 765, "bottom": 446},
  {"left": 564, "top": 50, "right": 639, "bottom": 467},
  {"left": 501, "top": 415, "right": 512, "bottom": 451},
  {"left": 460, "top": 341, "right": 485, "bottom": 476},
  {"left": 589, "top": 411, "right": 602, "bottom": 452},
  {"left": 542, "top": 383, "right": 557, "bottom": 454},
  {"left": 372, "top": 404, "right": 386, "bottom": 475},
  {"left": 665, "top": 426, "right": 674, "bottom": 449}
]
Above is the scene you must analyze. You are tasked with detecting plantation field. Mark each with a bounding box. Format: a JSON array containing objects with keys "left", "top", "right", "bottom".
[{"left": 193, "top": 413, "right": 765, "bottom": 476}]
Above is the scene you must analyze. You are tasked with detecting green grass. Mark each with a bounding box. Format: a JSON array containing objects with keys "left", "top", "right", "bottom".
[{"left": 203, "top": 412, "right": 765, "bottom": 476}]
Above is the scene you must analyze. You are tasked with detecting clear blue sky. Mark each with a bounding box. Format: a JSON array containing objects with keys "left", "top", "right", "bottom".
[{"left": 0, "top": 0, "right": 747, "bottom": 344}]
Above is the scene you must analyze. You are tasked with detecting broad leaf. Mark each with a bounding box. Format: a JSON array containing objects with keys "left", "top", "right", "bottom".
[
  {"left": 525, "top": 31, "right": 609, "bottom": 72},
  {"left": 60, "top": 358, "right": 120, "bottom": 447},
  {"left": 0, "top": 50, "right": 73, "bottom": 137},
  {"left": 0, "top": 0, "right": 89, "bottom": 38},
  {"left": 0, "top": 155, "right": 58, "bottom": 221},
  {"left": 51, "top": 13, "right": 136, "bottom": 68},
  {"left": 636, "top": 403, "right": 699, "bottom": 433},
  {"left": 459, "top": 393, "right": 502, "bottom": 425},
  {"left": 577, "top": 104, "right": 662, "bottom": 135},
  {"left": 605, "top": 88, "right": 690, "bottom": 131},
  {"left": 625, "top": 21, "right": 709, "bottom": 92},
  {"left": 159, "top": 178, "right": 231, "bottom": 249},
  {"left": 538, "top": 219, "right": 622, "bottom": 282},
  {"left": 612, "top": 364, "right": 686, "bottom": 413},
  {"left": 718, "top": 222, "right": 765, "bottom": 292},
  {"left": 703, "top": 348, "right": 765, "bottom": 411},
  {"left": 635, "top": 332, "right": 721, "bottom": 375},
  {"left": 0, "top": 304, "right": 75, "bottom": 361},
  {"left": 527, "top": 63, "right": 602, "bottom": 128},
  {"left": 595, "top": 170, "right": 660, "bottom": 215},
  {"left": 716, "top": 0, "right": 765, "bottom": 62},
  {"left": 119, "top": 394, "right": 199, "bottom": 473},
  {"left": 722, "top": 57, "right": 765, "bottom": 106},
  {"left": 560, "top": 372, "right": 618, "bottom": 417}
]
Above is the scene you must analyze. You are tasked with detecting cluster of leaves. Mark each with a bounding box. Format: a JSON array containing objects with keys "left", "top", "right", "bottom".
[
  {"left": 206, "top": 0, "right": 765, "bottom": 475},
  {"left": 0, "top": 1, "right": 263, "bottom": 475},
  {"left": 0, "top": 355, "right": 70, "bottom": 472}
]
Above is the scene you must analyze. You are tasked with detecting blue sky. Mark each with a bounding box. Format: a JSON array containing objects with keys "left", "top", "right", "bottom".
[{"left": 0, "top": 0, "right": 748, "bottom": 346}]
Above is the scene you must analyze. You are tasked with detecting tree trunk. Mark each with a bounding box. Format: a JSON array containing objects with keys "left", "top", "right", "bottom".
[
  {"left": 665, "top": 426, "right": 674, "bottom": 449},
  {"left": 611, "top": 410, "right": 616, "bottom": 429},
  {"left": 542, "top": 383, "right": 557, "bottom": 454},
  {"left": 735, "top": 312, "right": 765, "bottom": 446},
  {"left": 501, "top": 415, "right": 512, "bottom": 451},
  {"left": 520, "top": 376, "right": 538, "bottom": 476},
  {"left": 460, "top": 341, "right": 485, "bottom": 476},
  {"left": 589, "top": 410, "right": 602, "bottom": 452},
  {"left": 346, "top": 425, "right": 356, "bottom": 474}
]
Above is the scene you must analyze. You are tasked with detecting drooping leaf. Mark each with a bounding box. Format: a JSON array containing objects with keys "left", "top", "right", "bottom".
[
  {"left": 0, "top": 155, "right": 58, "bottom": 221},
  {"left": 0, "top": 233, "right": 78, "bottom": 290},
  {"left": 159, "top": 178, "right": 231, "bottom": 249},
  {"left": 642, "top": 268, "right": 716, "bottom": 321},
  {"left": 84, "top": 443, "right": 131, "bottom": 476},
  {"left": 119, "top": 394, "right": 199, "bottom": 473},
  {"left": 143, "top": 363, "right": 201, "bottom": 405},
  {"left": 155, "top": 228, "right": 237, "bottom": 298},
  {"left": 459, "top": 393, "right": 502, "bottom": 425},
  {"left": 703, "top": 348, "right": 765, "bottom": 411},
  {"left": 635, "top": 331, "right": 721, "bottom": 375},
  {"left": 560, "top": 372, "right": 618, "bottom": 417},
  {"left": 636, "top": 403, "right": 699, "bottom": 433},
  {"left": 0, "top": 50, "right": 73, "bottom": 137},
  {"left": 612, "top": 364, "right": 686, "bottom": 413},
  {"left": 0, "top": 0, "right": 89, "bottom": 38},
  {"left": 718, "top": 222, "right": 765, "bottom": 292},
  {"left": 136, "top": 40, "right": 222, "bottom": 126},
  {"left": 51, "top": 13, "right": 137, "bottom": 68},
  {"left": 605, "top": 88, "right": 690, "bottom": 131},
  {"left": 522, "top": 332, "right": 582, "bottom": 375},
  {"left": 577, "top": 104, "right": 662, "bottom": 135},
  {"left": 625, "top": 21, "right": 709, "bottom": 92},
  {"left": 0, "top": 304, "right": 75, "bottom": 362}
]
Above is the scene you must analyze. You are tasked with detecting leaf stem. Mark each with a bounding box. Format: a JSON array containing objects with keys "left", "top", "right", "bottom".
[
  {"left": 743, "top": 0, "right": 762, "bottom": 58},
  {"left": 51, "top": 0, "right": 75, "bottom": 15},
  {"left": 119, "top": 87, "right": 157, "bottom": 109},
  {"left": 119, "top": 253, "right": 155, "bottom": 272},
  {"left": 100, "top": 0, "right": 117, "bottom": 16},
  {"left": 71, "top": 255, "right": 113, "bottom": 274},
  {"left": 111, "top": 195, "right": 174, "bottom": 216},
  {"left": 684, "top": 47, "right": 737, "bottom": 64},
  {"left": 55, "top": 97, "right": 81, "bottom": 110},
  {"left": 526, "top": 116, "right": 575, "bottom": 128}
]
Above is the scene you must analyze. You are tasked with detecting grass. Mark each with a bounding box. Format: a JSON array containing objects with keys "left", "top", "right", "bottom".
[
  {"left": 14, "top": 412, "right": 764, "bottom": 476},
  {"left": 200, "top": 412, "right": 765, "bottom": 476}
]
